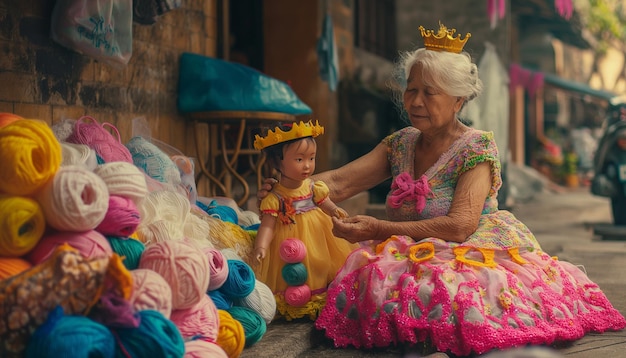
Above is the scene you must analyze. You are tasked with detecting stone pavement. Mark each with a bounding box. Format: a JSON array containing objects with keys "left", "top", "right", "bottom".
[{"left": 240, "top": 187, "right": 626, "bottom": 358}]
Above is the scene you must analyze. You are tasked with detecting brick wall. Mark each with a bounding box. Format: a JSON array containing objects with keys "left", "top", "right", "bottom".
[{"left": 0, "top": 0, "right": 217, "bottom": 157}]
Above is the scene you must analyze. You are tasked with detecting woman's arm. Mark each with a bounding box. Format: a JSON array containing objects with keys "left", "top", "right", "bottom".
[
  {"left": 332, "top": 162, "right": 492, "bottom": 243},
  {"left": 313, "top": 143, "right": 391, "bottom": 203}
]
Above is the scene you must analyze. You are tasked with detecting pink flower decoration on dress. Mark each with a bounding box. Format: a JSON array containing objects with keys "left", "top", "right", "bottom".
[{"left": 388, "top": 172, "right": 431, "bottom": 214}]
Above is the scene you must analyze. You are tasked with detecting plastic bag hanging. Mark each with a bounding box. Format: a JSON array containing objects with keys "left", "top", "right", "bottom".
[
  {"left": 50, "top": 0, "right": 133, "bottom": 68},
  {"left": 316, "top": 11, "right": 340, "bottom": 91}
]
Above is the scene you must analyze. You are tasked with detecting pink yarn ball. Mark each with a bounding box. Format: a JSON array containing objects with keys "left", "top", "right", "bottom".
[
  {"left": 129, "top": 268, "right": 173, "bottom": 319},
  {"left": 96, "top": 195, "right": 141, "bottom": 237},
  {"left": 279, "top": 238, "right": 307, "bottom": 263},
  {"left": 203, "top": 247, "right": 229, "bottom": 291},
  {"left": 25, "top": 229, "right": 112, "bottom": 265},
  {"left": 284, "top": 284, "right": 311, "bottom": 307},
  {"left": 170, "top": 294, "right": 219, "bottom": 341},
  {"left": 139, "top": 240, "right": 210, "bottom": 310},
  {"left": 184, "top": 339, "right": 227, "bottom": 358}
]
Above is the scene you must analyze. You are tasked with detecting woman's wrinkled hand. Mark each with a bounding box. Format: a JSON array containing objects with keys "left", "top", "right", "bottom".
[{"left": 332, "top": 215, "right": 381, "bottom": 243}]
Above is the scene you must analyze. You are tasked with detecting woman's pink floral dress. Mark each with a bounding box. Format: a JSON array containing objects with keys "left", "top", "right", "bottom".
[{"left": 315, "top": 126, "right": 625, "bottom": 356}]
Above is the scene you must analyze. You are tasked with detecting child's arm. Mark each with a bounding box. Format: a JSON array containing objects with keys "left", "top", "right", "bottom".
[
  {"left": 318, "top": 198, "right": 348, "bottom": 219},
  {"left": 254, "top": 214, "right": 277, "bottom": 262}
]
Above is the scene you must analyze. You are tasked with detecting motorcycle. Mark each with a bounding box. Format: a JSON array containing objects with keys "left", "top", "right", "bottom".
[{"left": 591, "top": 100, "right": 626, "bottom": 225}]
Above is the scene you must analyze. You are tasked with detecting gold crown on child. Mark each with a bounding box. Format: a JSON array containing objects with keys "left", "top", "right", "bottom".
[
  {"left": 419, "top": 22, "right": 471, "bottom": 53},
  {"left": 254, "top": 120, "right": 325, "bottom": 150}
]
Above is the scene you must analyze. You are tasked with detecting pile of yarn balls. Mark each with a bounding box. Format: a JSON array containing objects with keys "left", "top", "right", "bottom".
[{"left": 0, "top": 114, "right": 277, "bottom": 358}]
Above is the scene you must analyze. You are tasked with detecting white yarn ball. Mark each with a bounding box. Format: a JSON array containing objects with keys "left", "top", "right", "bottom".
[{"left": 237, "top": 279, "right": 277, "bottom": 325}]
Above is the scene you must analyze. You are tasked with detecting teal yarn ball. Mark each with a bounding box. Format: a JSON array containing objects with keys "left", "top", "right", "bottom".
[
  {"left": 218, "top": 259, "right": 256, "bottom": 299},
  {"left": 107, "top": 236, "right": 145, "bottom": 270},
  {"left": 112, "top": 310, "right": 185, "bottom": 358},
  {"left": 208, "top": 289, "right": 233, "bottom": 310},
  {"left": 281, "top": 262, "right": 308, "bottom": 286},
  {"left": 25, "top": 306, "right": 115, "bottom": 358},
  {"left": 227, "top": 306, "right": 267, "bottom": 348}
]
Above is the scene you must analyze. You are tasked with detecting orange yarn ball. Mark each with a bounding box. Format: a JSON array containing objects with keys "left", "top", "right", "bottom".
[
  {"left": 216, "top": 309, "right": 245, "bottom": 358},
  {"left": 0, "top": 257, "right": 32, "bottom": 280},
  {"left": 0, "top": 112, "right": 23, "bottom": 128}
]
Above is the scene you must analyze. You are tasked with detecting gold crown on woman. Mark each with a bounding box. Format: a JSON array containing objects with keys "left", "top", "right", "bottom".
[
  {"left": 419, "top": 21, "right": 470, "bottom": 53},
  {"left": 254, "top": 120, "right": 324, "bottom": 150}
]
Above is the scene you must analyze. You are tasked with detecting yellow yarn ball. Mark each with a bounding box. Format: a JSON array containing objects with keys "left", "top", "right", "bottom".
[
  {"left": 0, "top": 119, "right": 62, "bottom": 196},
  {"left": 0, "top": 195, "right": 46, "bottom": 257},
  {"left": 216, "top": 309, "right": 245, "bottom": 358}
]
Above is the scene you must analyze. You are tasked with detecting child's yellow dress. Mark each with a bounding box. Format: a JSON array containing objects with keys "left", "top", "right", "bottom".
[{"left": 255, "top": 179, "right": 358, "bottom": 320}]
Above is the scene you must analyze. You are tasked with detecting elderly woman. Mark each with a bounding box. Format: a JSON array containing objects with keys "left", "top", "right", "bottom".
[{"left": 259, "top": 23, "right": 625, "bottom": 356}]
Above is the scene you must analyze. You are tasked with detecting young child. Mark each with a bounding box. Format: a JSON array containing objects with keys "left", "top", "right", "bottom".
[{"left": 252, "top": 120, "right": 358, "bottom": 321}]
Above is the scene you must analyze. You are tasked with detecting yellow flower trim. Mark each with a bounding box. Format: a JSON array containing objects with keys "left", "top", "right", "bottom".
[
  {"left": 275, "top": 292, "right": 327, "bottom": 321},
  {"left": 408, "top": 242, "right": 435, "bottom": 263},
  {"left": 453, "top": 247, "right": 496, "bottom": 268},
  {"left": 375, "top": 235, "right": 401, "bottom": 255},
  {"left": 508, "top": 248, "right": 528, "bottom": 265}
]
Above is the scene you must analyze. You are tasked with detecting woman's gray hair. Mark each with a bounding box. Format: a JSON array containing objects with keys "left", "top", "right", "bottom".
[{"left": 390, "top": 48, "right": 482, "bottom": 121}]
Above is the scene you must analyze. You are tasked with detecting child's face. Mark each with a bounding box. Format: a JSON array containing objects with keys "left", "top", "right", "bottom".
[{"left": 279, "top": 138, "right": 316, "bottom": 182}]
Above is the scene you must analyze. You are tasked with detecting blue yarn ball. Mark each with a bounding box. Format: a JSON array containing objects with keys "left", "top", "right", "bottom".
[
  {"left": 281, "top": 262, "right": 308, "bottom": 286},
  {"left": 208, "top": 289, "right": 233, "bottom": 310},
  {"left": 107, "top": 236, "right": 145, "bottom": 270},
  {"left": 203, "top": 200, "right": 239, "bottom": 224},
  {"left": 25, "top": 306, "right": 115, "bottom": 358},
  {"left": 226, "top": 306, "right": 267, "bottom": 348},
  {"left": 113, "top": 310, "right": 184, "bottom": 358},
  {"left": 218, "top": 259, "right": 256, "bottom": 299}
]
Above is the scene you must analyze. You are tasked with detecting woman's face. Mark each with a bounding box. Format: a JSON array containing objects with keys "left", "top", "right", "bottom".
[
  {"left": 279, "top": 138, "right": 316, "bottom": 183},
  {"left": 403, "top": 63, "right": 464, "bottom": 132}
]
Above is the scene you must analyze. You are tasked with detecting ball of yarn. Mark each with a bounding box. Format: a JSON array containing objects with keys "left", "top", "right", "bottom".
[
  {"left": 226, "top": 305, "right": 267, "bottom": 348},
  {"left": 236, "top": 279, "right": 276, "bottom": 325},
  {"left": 126, "top": 136, "right": 182, "bottom": 184},
  {"left": 93, "top": 161, "right": 148, "bottom": 204},
  {"left": 136, "top": 219, "right": 185, "bottom": 245},
  {"left": 204, "top": 248, "right": 229, "bottom": 291},
  {"left": 218, "top": 259, "right": 256, "bottom": 299},
  {"left": 207, "top": 289, "right": 233, "bottom": 310},
  {"left": 50, "top": 118, "right": 76, "bottom": 142},
  {"left": 36, "top": 165, "right": 110, "bottom": 232},
  {"left": 140, "top": 190, "right": 190, "bottom": 226},
  {"left": 66, "top": 116, "right": 133, "bottom": 163},
  {"left": 0, "top": 195, "right": 45, "bottom": 257},
  {"left": 184, "top": 339, "right": 228, "bottom": 358},
  {"left": 129, "top": 268, "right": 173, "bottom": 319},
  {"left": 216, "top": 309, "right": 245, "bottom": 358},
  {"left": 0, "top": 119, "right": 62, "bottom": 196},
  {"left": 26, "top": 230, "right": 112, "bottom": 265},
  {"left": 0, "top": 257, "right": 32, "bottom": 280},
  {"left": 281, "top": 262, "right": 308, "bottom": 286},
  {"left": 184, "top": 212, "right": 212, "bottom": 246},
  {"left": 96, "top": 195, "right": 141, "bottom": 237},
  {"left": 170, "top": 294, "right": 219, "bottom": 341},
  {"left": 139, "top": 240, "right": 210, "bottom": 310},
  {"left": 25, "top": 306, "right": 115, "bottom": 358},
  {"left": 284, "top": 284, "right": 311, "bottom": 307},
  {"left": 237, "top": 210, "right": 261, "bottom": 228},
  {"left": 279, "top": 238, "right": 307, "bottom": 263},
  {"left": 107, "top": 236, "right": 145, "bottom": 270},
  {"left": 0, "top": 112, "right": 23, "bottom": 128},
  {"left": 200, "top": 200, "right": 238, "bottom": 224},
  {"left": 113, "top": 309, "right": 185, "bottom": 358},
  {"left": 61, "top": 142, "right": 98, "bottom": 170}
]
